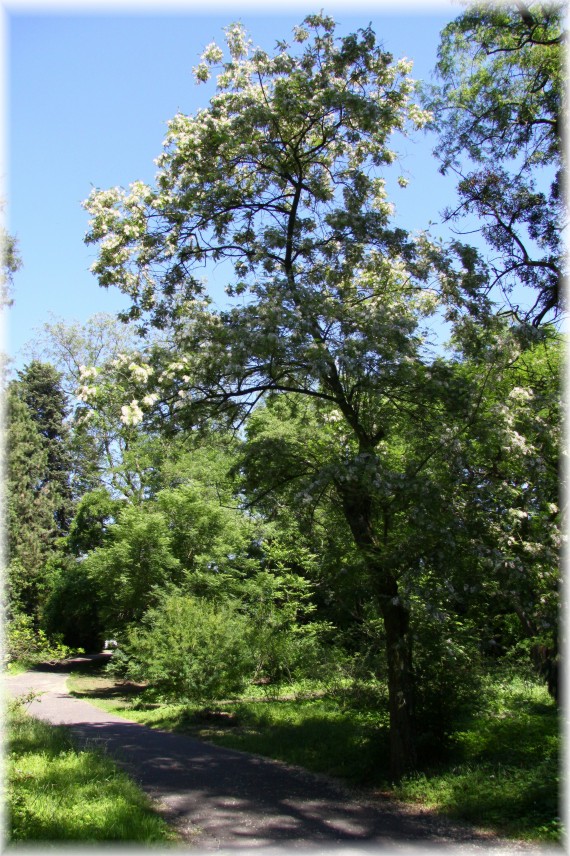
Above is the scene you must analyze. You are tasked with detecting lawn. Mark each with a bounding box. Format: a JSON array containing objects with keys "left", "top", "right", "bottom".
[
  {"left": 6, "top": 697, "right": 177, "bottom": 843},
  {"left": 67, "top": 662, "right": 562, "bottom": 844}
]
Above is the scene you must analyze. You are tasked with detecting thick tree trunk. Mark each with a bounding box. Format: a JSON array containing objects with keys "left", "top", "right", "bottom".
[
  {"left": 339, "top": 472, "right": 416, "bottom": 780},
  {"left": 378, "top": 590, "right": 417, "bottom": 780}
]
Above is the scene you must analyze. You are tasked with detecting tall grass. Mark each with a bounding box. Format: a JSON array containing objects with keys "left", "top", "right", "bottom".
[{"left": 6, "top": 699, "right": 176, "bottom": 843}]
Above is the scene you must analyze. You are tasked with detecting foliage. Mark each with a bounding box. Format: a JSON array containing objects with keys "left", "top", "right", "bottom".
[
  {"left": 116, "top": 593, "right": 256, "bottom": 702},
  {"left": 5, "top": 387, "right": 57, "bottom": 617},
  {"left": 81, "top": 504, "right": 182, "bottom": 632},
  {"left": 0, "top": 208, "right": 21, "bottom": 307},
  {"left": 426, "top": 2, "right": 565, "bottom": 324},
  {"left": 394, "top": 671, "right": 561, "bottom": 842},
  {"left": 409, "top": 598, "right": 483, "bottom": 760},
  {"left": 4, "top": 612, "right": 78, "bottom": 667},
  {"left": 6, "top": 700, "right": 175, "bottom": 842},
  {"left": 41, "top": 557, "right": 105, "bottom": 652},
  {"left": 65, "top": 487, "right": 122, "bottom": 556},
  {"left": 15, "top": 360, "right": 74, "bottom": 532}
]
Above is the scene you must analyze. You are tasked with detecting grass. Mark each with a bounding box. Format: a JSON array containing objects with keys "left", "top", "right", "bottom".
[
  {"left": 392, "top": 673, "right": 563, "bottom": 842},
  {"left": 6, "top": 698, "right": 178, "bottom": 843},
  {"left": 67, "top": 662, "right": 562, "bottom": 845}
]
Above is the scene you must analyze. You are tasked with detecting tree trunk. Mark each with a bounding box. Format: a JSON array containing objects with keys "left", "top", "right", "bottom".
[
  {"left": 378, "top": 589, "right": 417, "bottom": 780},
  {"left": 339, "top": 473, "right": 416, "bottom": 780}
]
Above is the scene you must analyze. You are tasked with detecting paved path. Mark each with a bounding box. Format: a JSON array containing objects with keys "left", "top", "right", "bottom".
[{"left": 4, "top": 658, "right": 555, "bottom": 854}]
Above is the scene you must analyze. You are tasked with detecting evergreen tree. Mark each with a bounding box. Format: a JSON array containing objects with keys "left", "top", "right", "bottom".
[
  {"left": 6, "top": 387, "right": 57, "bottom": 617},
  {"left": 16, "top": 361, "right": 74, "bottom": 533}
]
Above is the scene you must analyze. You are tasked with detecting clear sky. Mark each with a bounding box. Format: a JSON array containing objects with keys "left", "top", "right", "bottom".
[{"left": 5, "top": 1, "right": 462, "bottom": 373}]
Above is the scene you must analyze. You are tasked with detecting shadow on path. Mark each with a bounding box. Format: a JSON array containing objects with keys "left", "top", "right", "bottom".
[{"left": 4, "top": 660, "right": 546, "bottom": 852}]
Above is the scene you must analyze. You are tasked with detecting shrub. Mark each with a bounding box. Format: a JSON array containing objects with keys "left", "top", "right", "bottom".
[
  {"left": 250, "top": 612, "right": 340, "bottom": 687},
  {"left": 411, "top": 606, "right": 483, "bottom": 760},
  {"left": 118, "top": 593, "right": 256, "bottom": 702},
  {"left": 4, "top": 612, "right": 79, "bottom": 667}
]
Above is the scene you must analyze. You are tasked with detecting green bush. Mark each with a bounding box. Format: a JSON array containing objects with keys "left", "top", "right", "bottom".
[
  {"left": 117, "top": 593, "right": 256, "bottom": 702},
  {"left": 4, "top": 612, "right": 79, "bottom": 668},
  {"left": 411, "top": 607, "right": 483, "bottom": 760},
  {"left": 251, "top": 612, "right": 341, "bottom": 687}
]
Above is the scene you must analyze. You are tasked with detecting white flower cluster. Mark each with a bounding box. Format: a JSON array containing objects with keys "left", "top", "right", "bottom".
[
  {"left": 110, "top": 353, "right": 131, "bottom": 368},
  {"left": 202, "top": 42, "right": 224, "bottom": 64},
  {"left": 158, "top": 357, "right": 190, "bottom": 382},
  {"left": 323, "top": 409, "right": 343, "bottom": 424},
  {"left": 120, "top": 400, "right": 144, "bottom": 427},
  {"left": 75, "top": 409, "right": 95, "bottom": 426},
  {"left": 143, "top": 393, "right": 159, "bottom": 407},
  {"left": 225, "top": 22, "right": 251, "bottom": 60},
  {"left": 508, "top": 386, "right": 534, "bottom": 402},
  {"left": 128, "top": 362, "right": 154, "bottom": 383},
  {"left": 77, "top": 385, "right": 98, "bottom": 403},
  {"left": 407, "top": 103, "right": 433, "bottom": 129},
  {"left": 79, "top": 365, "right": 98, "bottom": 380}
]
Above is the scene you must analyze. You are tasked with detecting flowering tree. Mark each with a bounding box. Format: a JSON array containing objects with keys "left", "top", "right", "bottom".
[{"left": 84, "top": 15, "right": 511, "bottom": 778}]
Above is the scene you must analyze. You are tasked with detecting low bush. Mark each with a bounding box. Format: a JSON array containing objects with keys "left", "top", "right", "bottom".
[
  {"left": 4, "top": 612, "right": 80, "bottom": 669},
  {"left": 116, "top": 593, "right": 257, "bottom": 702},
  {"left": 411, "top": 606, "right": 483, "bottom": 760}
]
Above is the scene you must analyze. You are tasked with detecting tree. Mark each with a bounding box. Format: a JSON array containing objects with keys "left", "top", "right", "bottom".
[
  {"left": 0, "top": 207, "right": 21, "bottom": 307},
  {"left": 5, "top": 386, "right": 57, "bottom": 617},
  {"left": 15, "top": 361, "right": 74, "bottom": 533},
  {"left": 24, "top": 314, "right": 151, "bottom": 498},
  {"left": 84, "top": 15, "right": 506, "bottom": 778},
  {"left": 425, "top": 2, "right": 565, "bottom": 325}
]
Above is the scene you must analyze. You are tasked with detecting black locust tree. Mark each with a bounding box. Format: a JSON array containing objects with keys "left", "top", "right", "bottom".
[{"left": 84, "top": 15, "right": 500, "bottom": 778}]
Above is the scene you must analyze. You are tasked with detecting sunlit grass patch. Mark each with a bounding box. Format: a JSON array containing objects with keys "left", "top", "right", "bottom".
[{"left": 7, "top": 701, "right": 177, "bottom": 843}]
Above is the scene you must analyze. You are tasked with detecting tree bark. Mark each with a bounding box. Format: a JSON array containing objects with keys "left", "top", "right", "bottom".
[
  {"left": 378, "top": 587, "right": 417, "bottom": 780},
  {"left": 339, "top": 474, "right": 416, "bottom": 780}
]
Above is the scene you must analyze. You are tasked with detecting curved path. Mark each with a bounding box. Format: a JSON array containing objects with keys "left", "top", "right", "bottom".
[{"left": 4, "top": 657, "right": 551, "bottom": 853}]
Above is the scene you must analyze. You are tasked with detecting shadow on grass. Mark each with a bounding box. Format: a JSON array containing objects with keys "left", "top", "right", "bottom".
[
  {"left": 184, "top": 699, "right": 393, "bottom": 786},
  {"left": 398, "top": 691, "right": 560, "bottom": 841}
]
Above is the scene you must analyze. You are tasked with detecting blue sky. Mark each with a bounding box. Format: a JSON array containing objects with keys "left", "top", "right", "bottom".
[{"left": 6, "top": 2, "right": 462, "bottom": 372}]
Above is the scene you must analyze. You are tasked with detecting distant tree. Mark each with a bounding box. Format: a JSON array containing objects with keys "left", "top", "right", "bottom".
[
  {"left": 0, "top": 207, "right": 21, "bottom": 307},
  {"left": 27, "top": 313, "right": 140, "bottom": 398},
  {"left": 65, "top": 487, "right": 123, "bottom": 557},
  {"left": 425, "top": 2, "right": 565, "bottom": 324},
  {"left": 16, "top": 361, "right": 74, "bottom": 533},
  {"left": 5, "top": 387, "right": 57, "bottom": 617}
]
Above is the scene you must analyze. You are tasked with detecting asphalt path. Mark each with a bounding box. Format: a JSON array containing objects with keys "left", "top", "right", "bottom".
[{"left": 4, "top": 656, "right": 556, "bottom": 854}]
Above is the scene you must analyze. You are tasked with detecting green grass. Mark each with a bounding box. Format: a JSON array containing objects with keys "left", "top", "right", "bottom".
[
  {"left": 6, "top": 699, "right": 178, "bottom": 843},
  {"left": 67, "top": 664, "right": 562, "bottom": 844},
  {"left": 393, "top": 673, "right": 562, "bottom": 843}
]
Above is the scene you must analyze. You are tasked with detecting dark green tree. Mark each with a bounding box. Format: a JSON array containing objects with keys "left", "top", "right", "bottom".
[
  {"left": 6, "top": 387, "right": 57, "bottom": 617},
  {"left": 16, "top": 361, "right": 74, "bottom": 533}
]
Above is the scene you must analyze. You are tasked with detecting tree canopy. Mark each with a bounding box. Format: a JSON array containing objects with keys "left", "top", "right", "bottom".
[{"left": 425, "top": 2, "right": 565, "bottom": 324}]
